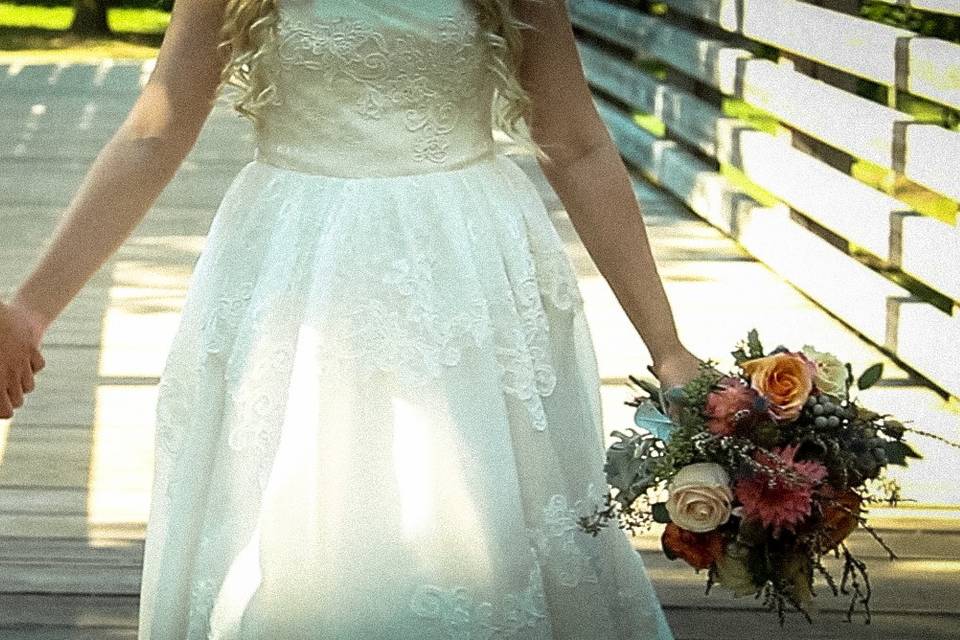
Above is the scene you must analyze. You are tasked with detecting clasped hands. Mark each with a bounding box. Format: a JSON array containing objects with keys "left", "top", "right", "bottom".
[{"left": 0, "top": 299, "right": 46, "bottom": 420}]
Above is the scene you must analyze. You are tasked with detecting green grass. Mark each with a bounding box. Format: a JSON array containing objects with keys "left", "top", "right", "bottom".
[
  {"left": 852, "top": 160, "right": 958, "bottom": 226},
  {"left": 722, "top": 98, "right": 784, "bottom": 136},
  {"left": 632, "top": 112, "right": 666, "bottom": 138},
  {"left": 719, "top": 164, "right": 781, "bottom": 209},
  {"left": 0, "top": 3, "right": 168, "bottom": 33},
  {"left": 0, "top": 3, "right": 167, "bottom": 59}
]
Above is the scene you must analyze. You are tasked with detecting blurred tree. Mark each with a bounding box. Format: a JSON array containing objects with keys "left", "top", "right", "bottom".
[
  {"left": 861, "top": 0, "right": 959, "bottom": 42},
  {"left": 70, "top": 0, "right": 110, "bottom": 36}
]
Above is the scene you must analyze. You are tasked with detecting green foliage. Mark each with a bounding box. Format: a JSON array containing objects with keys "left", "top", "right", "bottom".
[
  {"left": 631, "top": 112, "right": 666, "bottom": 137},
  {"left": 718, "top": 164, "right": 782, "bottom": 208},
  {"left": 0, "top": 2, "right": 169, "bottom": 33},
  {"left": 604, "top": 428, "right": 666, "bottom": 507},
  {"left": 856, "top": 363, "right": 883, "bottom": 390},
  {"left": 647, "top": 369, "right": 723, "bottom": 478},
  {"left": 746, "top": 328, "right": 764, "bottom": 359},
  {"left": 721, "top": 98, "right": 783, "bottom": 135},
  {"left": 861, "top": 1, "right": 960, "bottom": 42},
  {"left": 882, "top": 440, "right": 923, "bottom": 466},
  {"left": 731, "top": 327, "right": 768, "bottom": 366},
  {"left": 651, "top": 502, "right": 671, "bottom": 523}
]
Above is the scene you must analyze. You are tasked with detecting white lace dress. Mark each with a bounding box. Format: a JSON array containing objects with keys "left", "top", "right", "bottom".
[{"left": 137, "top": 1, "right": 675, "bottom": 638}]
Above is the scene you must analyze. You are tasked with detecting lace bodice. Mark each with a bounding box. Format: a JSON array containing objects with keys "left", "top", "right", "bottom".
[{"left": 253, "top": 0, "right": 499, "bottom": 178}]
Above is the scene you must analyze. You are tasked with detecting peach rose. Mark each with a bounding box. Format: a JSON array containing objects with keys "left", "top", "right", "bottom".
[{"left": 740, "top": 351, "right": 816, "bottom": 422}]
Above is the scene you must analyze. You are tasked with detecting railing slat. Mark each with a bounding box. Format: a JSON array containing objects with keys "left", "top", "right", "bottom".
[
  {"left": 902, "top": 123, "right": 960, "bottom": 203},
  {"left": 579, "top": 38, "right": 960, "bottom": 302},
  {"left": 908, "top": 37, "right": 960, "bottom": 117},
  {"left": 896, "top": 301, "right": 960, "bottom": 393},
  {"left": 661, "top": 0, "right": 960, "bottom": 111},
  {"left": 576, "top": 40, "right": 728, "bottom": 156},
  {"left": 569, "top": 0, "right": 752, "bottom": 94},
  {"left": 661, "top": 0, "right": 740, "bottom": 31},
  {"left": 593, "top": 94, "right": 769, "bottom": 236},
  {"left": 901, "top": 215, "right": 960, "bottom": 302},
  {"left": 570, "top": 0, "right": 960, "bottom": 201},
  {"left": 575, "top": 0, "right": 960, "bottom": 396}
]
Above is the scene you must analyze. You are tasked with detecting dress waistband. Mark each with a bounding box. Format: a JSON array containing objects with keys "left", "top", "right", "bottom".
[{"left": 253, "top": 142, "right": 500, "bottom": 179}]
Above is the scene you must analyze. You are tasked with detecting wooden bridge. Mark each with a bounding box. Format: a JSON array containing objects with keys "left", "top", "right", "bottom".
[{"left": 1, "top": 8, "right": 959, "bottom": 634}]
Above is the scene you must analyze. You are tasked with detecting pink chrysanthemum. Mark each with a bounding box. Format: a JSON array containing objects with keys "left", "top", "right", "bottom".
[{"left": 734, "top": 444, "right": 828, "bottom": 536}]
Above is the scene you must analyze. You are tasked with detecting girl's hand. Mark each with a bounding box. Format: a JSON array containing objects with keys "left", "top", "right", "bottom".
[
  {"left": 0, "top": 299, "right": 46, "bottom": 419},
  {"left": 648, "top": 347, "right": 709, "bottom": 422}
]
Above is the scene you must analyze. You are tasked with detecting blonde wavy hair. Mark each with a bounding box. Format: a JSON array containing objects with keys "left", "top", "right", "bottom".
[{"left": 216, "top": 0, "right": 550, "bottom": 162}]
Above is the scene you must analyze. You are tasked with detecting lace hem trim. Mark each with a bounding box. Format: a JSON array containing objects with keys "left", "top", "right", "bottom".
[
  {"left": 409, "top": 561, "right": 549, "bottom": 639},
  {"left": 527, "top": 484, "right": 605, "bottom": 589}
]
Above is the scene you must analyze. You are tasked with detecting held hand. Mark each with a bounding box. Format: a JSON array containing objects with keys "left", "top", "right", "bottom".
[{"left": 0, "top": 299, "right": 47, "bottom": 419}]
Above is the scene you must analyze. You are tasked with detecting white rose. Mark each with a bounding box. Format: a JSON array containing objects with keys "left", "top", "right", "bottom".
[
  {"left": 665, "top": 463, "right": 734, "bottom": 533},
  {"left": 801, "top": 344, "right": 847, "bottom": 396}
]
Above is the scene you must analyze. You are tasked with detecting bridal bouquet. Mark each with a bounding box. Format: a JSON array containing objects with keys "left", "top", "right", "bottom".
[{"left": 578, "top": 329, "right": 955, "bottom": 625}]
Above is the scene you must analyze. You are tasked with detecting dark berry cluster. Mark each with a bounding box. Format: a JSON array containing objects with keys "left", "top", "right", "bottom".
[{"left": 799, "top": 392, "right": 885, "bottom": 482}]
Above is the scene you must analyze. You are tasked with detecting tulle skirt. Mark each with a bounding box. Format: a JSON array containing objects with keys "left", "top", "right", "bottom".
[{"left": 137, "top": 152, "right": 675, "bottom": 639}]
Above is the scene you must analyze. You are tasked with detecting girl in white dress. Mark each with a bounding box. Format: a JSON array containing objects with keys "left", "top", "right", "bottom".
[{"left": 0, "top": 0, "right": 705, "bottom": 637}]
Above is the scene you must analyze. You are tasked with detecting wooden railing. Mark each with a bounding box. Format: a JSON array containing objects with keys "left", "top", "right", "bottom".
[{"left": 569, "top": 0, "right": 960, "bottom": 398}]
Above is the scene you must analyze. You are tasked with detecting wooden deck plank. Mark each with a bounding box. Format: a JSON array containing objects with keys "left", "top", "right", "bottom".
[
  {"left": 0, "top": 524, "right": 954, "bottom": 564},
  {"left": 1, "top": 600, "right": 958, "bottom": 640},
  {"left": 0, "top": 160, "right": 244, "bottom": 209},
  {"left": 0, "top": 575, "right": 957, "bottom": 640},
  {"left": 1, "top": 546, "right": 956, "bottom": 613},
  {"left": 0, "top": 628, "right": 136, "bottom": 640},
  {"left": 0, "top": 593, "right": 138, "bottom": 627},
  {"left": 662, "top": 609, "right": 960, "bottom": 640}
]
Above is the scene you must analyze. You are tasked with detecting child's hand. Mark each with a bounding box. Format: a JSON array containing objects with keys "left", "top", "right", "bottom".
[{"left": 0, "top": 300, "right": 46, "bottom": 419}]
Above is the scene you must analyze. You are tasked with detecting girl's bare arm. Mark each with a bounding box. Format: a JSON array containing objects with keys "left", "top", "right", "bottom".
[
  {"left": 0, "top": 0, "right": 227, "bottom": 418},
  {"left": 514, "top": 0, "right": 702, "bottom": 388},
  {"left": 10, "top": 0, "right": 228, "bottom": 331}
]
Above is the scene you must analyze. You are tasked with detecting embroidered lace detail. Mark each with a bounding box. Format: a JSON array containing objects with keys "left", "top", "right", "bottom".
[
  {"left": 153, "top": 341, "right": 208, "bottom": 501},
  {"left": 199, "top": 281, "right": 255, "bottom": 356},
  {"left": 138, "top": 1, "right": 674, "bottom": 635},
  {"left": 187, "top": 535, "right": 217, "bottom": 638},
  {"left": 187, "top": 577, "right": 216, "bottom": 638},
  {"left": 409, "top": 562, "right": 549, "bottom": 639},
  {"left": 189, "top": 165, "right": 586, "bottom": 445},
  {"left": 528, "top": 485, "right": 603, "bottom": 588},
  {"left": 223, "top": 340, "right": 296, "bottom": 489},
  {"left": 155, "top": 376, "right": 189, "bottom": 458},
  {"left": 267, "top": 9, "right": 490, "bottom": 166}
]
